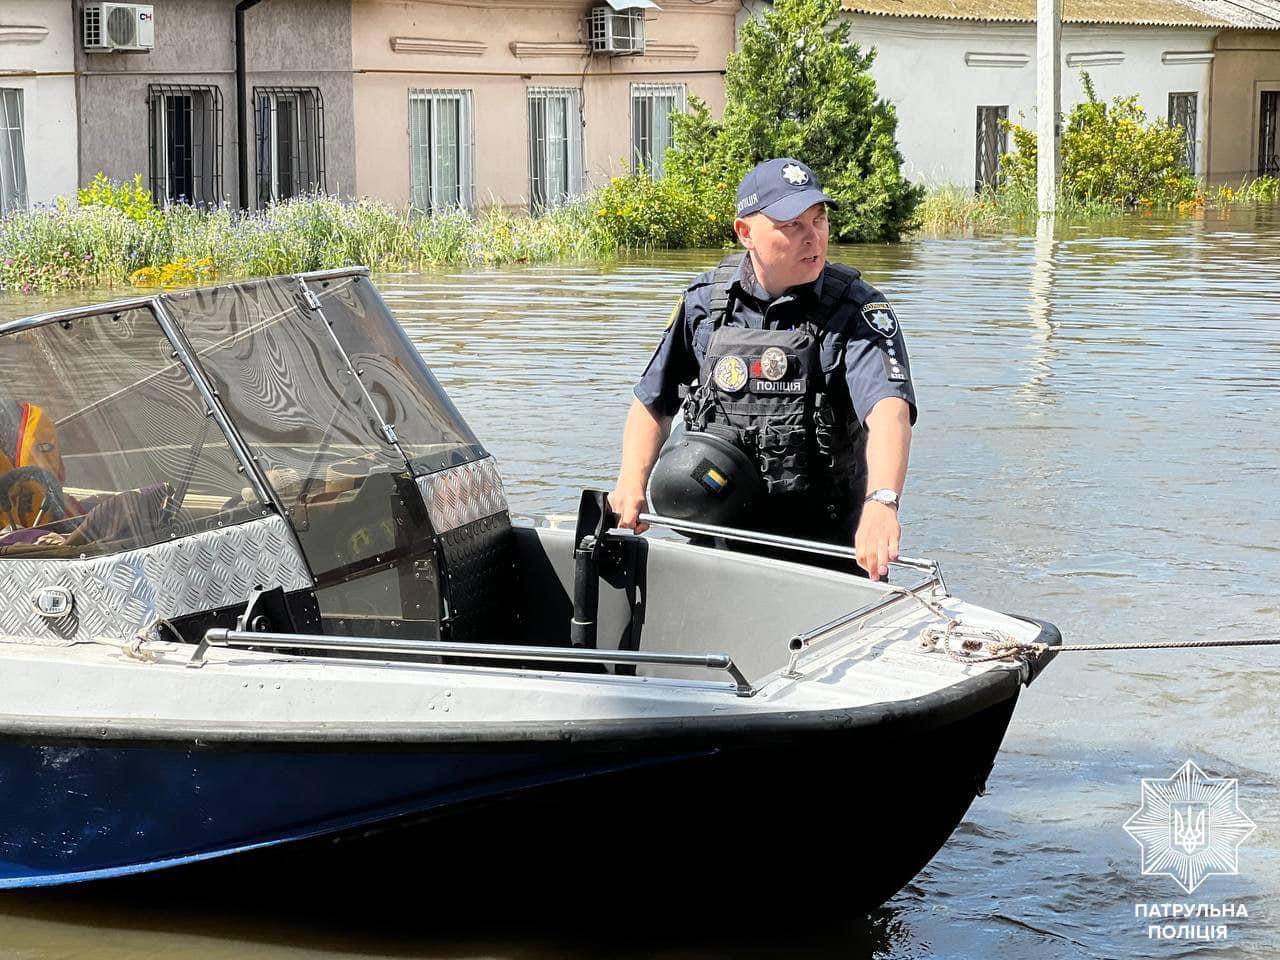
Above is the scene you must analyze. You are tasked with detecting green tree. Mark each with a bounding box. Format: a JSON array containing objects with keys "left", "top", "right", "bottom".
[
  {"left": 666, "top": 0, "right": 922, "bottom": 242},
  {"left": 999, "top": 73, "right": 1198, "bottom": 206}
]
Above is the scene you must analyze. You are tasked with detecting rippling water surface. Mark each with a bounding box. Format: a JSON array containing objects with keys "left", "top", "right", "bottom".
[{"left": 1, "top": 209, "right": 1279, "bottom": 958}]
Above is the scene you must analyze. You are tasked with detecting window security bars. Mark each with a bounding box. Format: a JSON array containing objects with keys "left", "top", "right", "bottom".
[
  {"left": 409, "top": 89, "right": 474, "bottom": 213},
  {"left": 147, "top": 84, "right": 223, "bottom": 206},
  {"left": 1261, "top": 92, "right": 1280, "bottom": 178},
  {"left": 254, "top": 86, "right": 326, "bottom": 207},
  {"left": 528, "top": 87, "right": 583, "bottom": 214},
  {"left": 631, "top": 83, "right": 685, "bottom": 179},
  {"left": 1168, "top": 92, "right": 1198, "bottom": 174},
  {"left": 975, "top": 105, "right": 1008, "bottom": 191},
  {"left": 0, "top": 89, "right": 25, "bottom": 214}
]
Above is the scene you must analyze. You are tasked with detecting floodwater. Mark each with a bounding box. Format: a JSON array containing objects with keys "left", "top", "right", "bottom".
[{"left": 1, "top": 208, "right": 1279, "bottom": 958}]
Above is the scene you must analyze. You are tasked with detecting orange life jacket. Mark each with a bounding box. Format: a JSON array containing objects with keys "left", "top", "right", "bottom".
[{"left": 0, "top": 401, "right": 75, "bottom": 528}]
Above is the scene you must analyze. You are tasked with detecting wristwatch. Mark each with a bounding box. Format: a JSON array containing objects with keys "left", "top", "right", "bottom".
[{"left": 864, "top": 488, "right": 900, "bottom": 510}]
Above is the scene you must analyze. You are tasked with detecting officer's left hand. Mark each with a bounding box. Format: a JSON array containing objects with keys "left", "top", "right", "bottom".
[{"left": 854, "top": 503, "right": 900, "bottom": 581}]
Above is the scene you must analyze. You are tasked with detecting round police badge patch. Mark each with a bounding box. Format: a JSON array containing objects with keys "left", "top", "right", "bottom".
[
  {"left": 759, "top": 346, "right": 789, "bottom": 381},
  {"left": 781, "top": 163, "right": 810, "bottom": 186},
  {"left": 861, "top": 302, "right": 899, "bottom": 338},
  {"left": 713, "top": 355, "right": 749, "bottom": 392}
]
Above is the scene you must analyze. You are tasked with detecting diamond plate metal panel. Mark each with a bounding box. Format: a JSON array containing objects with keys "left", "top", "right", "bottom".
[
  {"left": 0, "top": 516, "right": 312, "bottom": 647},
  {"left": 416, "top": 457, "right": 509, "bottom": 533}
]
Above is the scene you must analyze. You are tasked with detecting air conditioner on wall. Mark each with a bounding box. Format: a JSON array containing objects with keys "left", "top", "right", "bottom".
[
  {"left": 587, "top": 3, "right": 648, "bottom": 56},
  {"left": 82, "top": 3, "right": 155, "bottom": 53}
]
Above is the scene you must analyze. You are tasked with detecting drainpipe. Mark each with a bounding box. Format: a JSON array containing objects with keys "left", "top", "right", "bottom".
[{"left": 235, "top": 0, "right": 264, "bottom": 209}]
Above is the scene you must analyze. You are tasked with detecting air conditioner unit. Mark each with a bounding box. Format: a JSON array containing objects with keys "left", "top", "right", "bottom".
[
  {"left": 82, "top": 3, "right": 155, "bottom": 53},
  {"left": 588, "top": 5, "right": 645, "bottom": 56}
]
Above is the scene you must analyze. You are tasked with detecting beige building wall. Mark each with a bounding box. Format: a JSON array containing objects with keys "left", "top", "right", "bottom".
[
  {"left": 351, "top": 0, "right": 735, "bottom": 210},
  {"left": 1208, "top": 30, "right": 1280, "bottom": 183}
]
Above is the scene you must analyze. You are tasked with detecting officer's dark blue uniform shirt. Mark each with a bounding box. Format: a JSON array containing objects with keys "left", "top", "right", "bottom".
[{"left": 635, "top": 255, "right": 918, "bottom": 426}]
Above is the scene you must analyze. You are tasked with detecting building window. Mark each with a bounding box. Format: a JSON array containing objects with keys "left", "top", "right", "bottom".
[
  {"left": 254, "top": 86, "right": 325, "bottom": 206},
  {"left": 1168, "top": 92, "right": 1197, "bottom": 173},
  {"left": 409, "top": 89, "right": 473, "bottom": 213},
  {"left": 975, "top": 105, "right": 1008, "bottom": 191},
  {"left": 0, "top": 89, "right": 27, "bottom": 214},
  {"left": 527, "top": 87, "right": 583, "bottom": 214},
  {"left": 631, "top": 83, "right": 685, "bottom": 179},
  {"left": 147, "top": 85, "right": 223, "bottom": 206},
  {"left": 1260, "top": 91, "right": 1280, "bottom": 177}
]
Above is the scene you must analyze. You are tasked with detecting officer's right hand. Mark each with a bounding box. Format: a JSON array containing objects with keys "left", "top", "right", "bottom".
[{"left": 607, "top": 487, "right": 650, "bottom": 535}]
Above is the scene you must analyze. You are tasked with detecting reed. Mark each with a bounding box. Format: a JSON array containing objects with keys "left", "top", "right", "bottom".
[
  {"left": 0, "top": 190, "right": 619, "bottom": 294},
  {"left": 912, "top": 176, "right": 1280, "bottom": 235}
]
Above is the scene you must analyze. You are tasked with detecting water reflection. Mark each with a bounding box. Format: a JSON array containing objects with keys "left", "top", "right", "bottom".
[{"left": 0, "top": 208, "right": 1279, "bottom": 957}]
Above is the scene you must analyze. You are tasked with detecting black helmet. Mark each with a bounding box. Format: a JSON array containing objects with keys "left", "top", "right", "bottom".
[{"left": 647, "top": 424, "right": 763, "bottom": 527}]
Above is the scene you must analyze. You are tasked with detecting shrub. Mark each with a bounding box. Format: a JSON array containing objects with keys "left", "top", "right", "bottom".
[
  {"left": 591, "top": 169, "right": 728, "bottom": 248},
  {"left": 77, "top": 173, "right": 161, "bottom": 224},
  {"left": 1000, "top": 74, "right": 1198, "bottom": 207}
]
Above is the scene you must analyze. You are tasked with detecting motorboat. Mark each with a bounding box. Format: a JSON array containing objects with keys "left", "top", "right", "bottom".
[{"left": 0, "top": 268, "right": 1058, "bottom": 910}]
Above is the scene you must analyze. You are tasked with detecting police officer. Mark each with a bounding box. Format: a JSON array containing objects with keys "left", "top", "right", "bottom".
[{"left": 607, "top": 158, "right": 916, "bottom": 581}]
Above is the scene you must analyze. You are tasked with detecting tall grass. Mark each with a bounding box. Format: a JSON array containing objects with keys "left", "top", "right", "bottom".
[
  {"left": 0, "top": 193, "right": 618, "bottom": 294},
  {"left": 912, "top": 176, "right": 1280, "bottom": 234}
]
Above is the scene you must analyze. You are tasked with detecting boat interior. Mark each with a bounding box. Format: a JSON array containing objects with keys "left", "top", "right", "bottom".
[{"left": 0, "top": 269, "right": 939, "bottom": 694}]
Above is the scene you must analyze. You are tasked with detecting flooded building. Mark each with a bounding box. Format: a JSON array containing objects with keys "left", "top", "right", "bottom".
[
  {"left": 349, "top": 0, "right": 736, "bottom": 212},
  {"left": 72, "top": 0, "right": 355, "bottom": 207},
  {"left": 1208, "top": 19, "right": 1280, "bottom": 182},
  {"left": 0, "top": 0, "right": 78, "bottom": 211},
  {"left": 837, "top": 0, "right": 1280, "bottom": 189},
  {"left": 60, "top": 0, "right": 732, "bottom": 212}
]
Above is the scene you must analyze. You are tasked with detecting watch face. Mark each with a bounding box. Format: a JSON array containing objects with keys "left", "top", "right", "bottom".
[{"left": 869, "top": 490, "right": 898, "bottom": 505}]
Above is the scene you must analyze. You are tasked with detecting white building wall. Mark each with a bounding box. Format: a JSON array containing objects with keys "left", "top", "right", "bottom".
[
  {"left": 0, "top": 0, "right": 79, "bottom": 207},
  {"left": 846, "top": 14, "right": 1216, "bottom": 187}
]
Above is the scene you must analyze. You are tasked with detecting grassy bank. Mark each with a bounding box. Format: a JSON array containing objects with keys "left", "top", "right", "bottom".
[
  {"left": 913, "top": 177, "right": 1280, "bottom": 233},
  {"left": 0, "top": 193, "right": 618, "bottom": 294}
]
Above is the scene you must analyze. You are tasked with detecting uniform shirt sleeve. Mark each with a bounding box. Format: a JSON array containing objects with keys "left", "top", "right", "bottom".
[
  {"left": 633, "top": 293, "right": 701, "bottom": 417},
  {"left": 844, "top": 294, "right": 919, "bottom": 426}
]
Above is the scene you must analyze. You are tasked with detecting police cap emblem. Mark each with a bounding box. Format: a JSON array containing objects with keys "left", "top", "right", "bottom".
[
  {"left": 759, "top": 346, "right": 789, "bottom": 381},
  {"left": 781, "top": 163, "right": 810, "bottom": 186},
  {"left": 713, "top": 355, "right": 749, "bottom": 392},
  {"left": 861, "top": 302, "right": 899, "bottom": 338}
]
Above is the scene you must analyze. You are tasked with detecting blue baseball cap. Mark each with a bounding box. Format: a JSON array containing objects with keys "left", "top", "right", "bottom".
[{"left": 735, "top": 158, "right": 837, "bottom": 221}]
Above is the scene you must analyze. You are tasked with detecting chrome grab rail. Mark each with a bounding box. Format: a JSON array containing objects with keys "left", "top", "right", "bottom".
[
  {"left": 637, "top": 512, "right": 946, "bottom": 590},
  {"left": 192, "top": 628, "right": 755, "bottom": 697}
]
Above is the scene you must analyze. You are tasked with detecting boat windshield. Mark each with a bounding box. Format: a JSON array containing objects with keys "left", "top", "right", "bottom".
[
  {"left": 162, "top": 273, "right": 483, "bottom": 635},
  {"left": 0, "top": 307, "right": 265, "bottom": 559}
]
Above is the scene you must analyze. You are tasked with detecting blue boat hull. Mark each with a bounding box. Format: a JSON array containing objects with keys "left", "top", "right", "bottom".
[
  {"left": 0, "top": 739, "right": 704, "bottom": 889},
  {"left": 0, "top": 671, "right": 1025, "bottom": 910}
]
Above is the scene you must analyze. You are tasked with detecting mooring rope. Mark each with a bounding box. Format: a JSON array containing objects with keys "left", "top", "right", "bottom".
[{"left": 885, "top": 582, "right": 1280, "bottom": 664}]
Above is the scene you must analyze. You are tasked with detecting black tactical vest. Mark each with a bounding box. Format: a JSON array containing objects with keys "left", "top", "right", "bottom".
[{"left": 684, "top": 254, "right": 865, "bottom": 522}]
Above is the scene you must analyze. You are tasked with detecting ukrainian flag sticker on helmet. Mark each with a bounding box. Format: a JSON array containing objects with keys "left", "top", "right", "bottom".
[{"left": 694, "top": 459, "right": 735, "bottom": 498}]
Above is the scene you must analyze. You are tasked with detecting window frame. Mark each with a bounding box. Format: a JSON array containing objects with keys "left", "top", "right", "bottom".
[
  {"left": 253, "top": 86, "right": 326, "bottom": 207},
  {"left": 974, "top": 104, "right": 1009, "bottom": 192},
  {"left": 408, "top": 88, "right": 474, "bottom": 213},
  {"left": 527, "top": 86, "right": 584, "bottom": 214},
  {"left": 0, "top": 88, "right": 28, "bottom": 215},
  {"left": 1167, "top": 91, "right": 1198, "bottom": 175},
  {"left": 147, "top": 84, "right": 224, "bottom": 206},
  {"left": 630, "top": 82, "right": 686, "bottom": 179}
]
